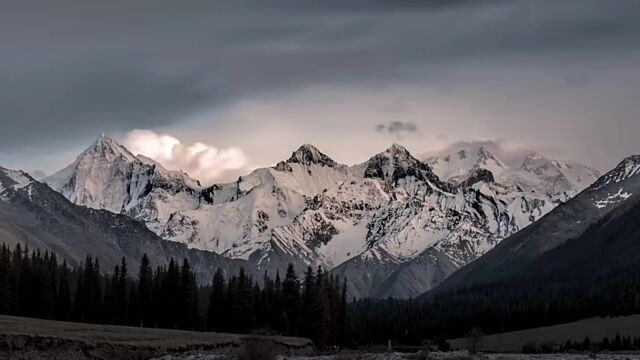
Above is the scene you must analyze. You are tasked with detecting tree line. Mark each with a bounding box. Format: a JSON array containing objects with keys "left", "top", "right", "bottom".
[
  {"left": 347, "top": 263, "right": 640, "bottom": 346},
  {"left": 563, "top": 334, "right": 640, "bottom": 353},
  {"left": 0, "top": 243, "right": 347, "bottom": 348}
]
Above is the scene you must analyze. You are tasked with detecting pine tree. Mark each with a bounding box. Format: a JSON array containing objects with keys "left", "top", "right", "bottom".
[
  {"left": 8, "top": 244, "right": 22, "bottom": 312},
  {"left": 207, "top": 268, "right": 226, "bottom": 331},
  {"left": 41, "top": 252, "right": 58, "bottom": 319},
  {"left": 55, "top": 261, "right": 71, "bottom": 321},
  {"left": 115, "top": 258, "right": 129, "bottom": 324},
  {"left": 0, "top": 244, "right": 11, "bottom": 314},
  {"left": 17, "top": 246, "right": 34, "bottom": 316},
  {"left": 128, "top": 285, "right": 139, "bottom": 326},
  {"left": 179, "top": 259, "right": 199, "bottom": 330},
  {"left": 311, "top": 266, "right": 330, "bottom": 348},
  {"left": 138, "top": 254, "right": 153, "bottom": 327},
  {"left": 103, "top": 264, "right": 119, "bottom": 323},
  {"left": 301, "top": 266, "right": 316, "bottom": 338},
  {"left": 281, "top": 264, "right": 299, "bottom": 336},
  {"left": 165, "top": 258, "right": 180, "bottom": 328},
  {"left": 151, "top": 266, "right": 164, "bottom": 328},
  {"left": 339, "top": 277, "right": 348, "bottom": 345},
  {"left": 72, "top": 256, "right": 90, "bottom": 322},
  {"left": 231, "top": 267, "right": 254, "bottom": 332}
]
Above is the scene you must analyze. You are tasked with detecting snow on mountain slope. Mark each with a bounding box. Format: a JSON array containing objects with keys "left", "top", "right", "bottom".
[
  {"left": 156, "top": 145, "right": 353, "bottom": 260},
  {"left": 0, "top": 168, "right": 35, "bottom": 201},
  {"left": 260, "top": 144, "right": 559, "bottom": 298},
  {"left": 424, "top": 141, "right": 600, "bottom": 202},
  {"left": 424, "top": 141, "right": 509, "bottom": 183},
  {"left": 45, "top": 135, "right": 205, "bottom": 235},
  {"left": 331, "top": 164, "right": 550, "bottom": 298},
  {"left": 588, "top": 155, "right": 640, "bottom": 210},
  {"left": 590, "top": 155, "right": 640, "bottom": 191},
  {"left": 433, "top": 154, "right": 640, "bottom": 295},
  {"left": 46, "top": 136, "right": 601, "bottom": 298}
]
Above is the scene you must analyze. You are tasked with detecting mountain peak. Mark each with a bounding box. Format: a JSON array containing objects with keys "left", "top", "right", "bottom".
[
  {"left": 365, "top": 144, "right": 420, "bottom": 170},
  {"left": 276, "top": 144, "right": 338, "bottom": 170},
  {"left": 384, "top": 143, "right": 413, "bottom": 157},
  {"left": 590, "top": 155, "right": 640, "bottom": 191},
  {"left": 0, "top": 166, "right": 34, "bottom": 189},
  {"left": 523, "top": 150, "right": 544, "bottom": 160},
  {"left": 88, "top": 134, "right": 138, "bottom": 163},
  {"left": 363, "top": 144, "right": 452, "bottom": 192},
  {"left": 520, "top": 150, "right": 557, "bottom": 174},
  {"left": 620, "top": 154, "right": 640, "bottom": 167}
]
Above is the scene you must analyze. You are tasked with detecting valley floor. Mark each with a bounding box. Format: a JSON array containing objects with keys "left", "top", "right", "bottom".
[
  {"left": 0, "top": 314, "right": 312, "bottom": 359},
  {"left": 157, "top": 351, "right": 640, "bottom": 360},
  {"left": 4, "top": 314, "right": 640, "bottom": 359}
]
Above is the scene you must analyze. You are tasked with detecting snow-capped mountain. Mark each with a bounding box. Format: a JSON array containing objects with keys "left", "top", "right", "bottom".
[
  {"left": 45, "top": 134, "right": 206, "bottom": 236},
  {"left": 45, "top": 136, "right": 601, "bottom": 298},
  {"left": 434, "top": 153, "right": 640, "bottom": 294},
  {"left": 1, "top": 166, "right": 252, "bottom": 284},
  {"left": 424, "top": 140, "right": 600, "bottom": 202}
]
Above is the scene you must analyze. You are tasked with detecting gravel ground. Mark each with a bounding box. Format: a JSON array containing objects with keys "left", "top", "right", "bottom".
[{"left": 155, "top": 351, "right": 640, "bottom": 360}]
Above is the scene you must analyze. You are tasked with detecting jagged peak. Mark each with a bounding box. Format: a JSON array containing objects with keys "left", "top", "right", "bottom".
[
  {"left": 385, "top": 143, "right": 412, "bottom": 156},
  {"left": 0, "top": 166, "right": 35, "bottom": 189},
  {"left": 365, "top": 143, "right": 428, "bottom": 169},
  {"left": 292, "top": 143, "right": 324, "bottom": 160},
  {"left": 362, "top": 143, "right": 454, "bottom": 193},
  {"left": 619, "top": 154, "right": 640, "bottom": 167},
  {"left": 275, "top": 144, "right": 338, "bottom": 170},
  {"left": 590, "top": 154, "right": 640, "bottom": 191},
  {"left": 364, "top": 143, "right": 419, "bottom": 166},
  {"left": 86, "top": 134, "right": 138, "bottom": 162},
  {"left": 520, "top": 150, "right": 554, "bottom": 171},
  {"left": 458, "top": 168, "right": 495, "bottom": 188}
]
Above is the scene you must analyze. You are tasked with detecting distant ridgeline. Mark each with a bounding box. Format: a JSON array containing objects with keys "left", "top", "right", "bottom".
[{"left": 0, "top": 243, "right": 348, "bottom": 349}]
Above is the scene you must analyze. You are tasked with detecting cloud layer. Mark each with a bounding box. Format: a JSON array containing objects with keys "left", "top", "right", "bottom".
[
  {"left": 123, "top": 130, "right": 249, "bottom": 185},
  {"left": 1, "top": 0, "right": 639, "bottom": 174}
]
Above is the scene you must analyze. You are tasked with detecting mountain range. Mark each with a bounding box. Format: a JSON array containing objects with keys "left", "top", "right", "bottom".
[
  {"left": 0, "top": 165, "right": 252, "bottom": 284},
  {"left": 346, "top": 153, "right": 640, "bottom": 343},
  {"left": 27, "top": 135, "right": 599, "bottom": 298},
  {"left": 433, "top": 153, "right": 640, "bottom": 293}
]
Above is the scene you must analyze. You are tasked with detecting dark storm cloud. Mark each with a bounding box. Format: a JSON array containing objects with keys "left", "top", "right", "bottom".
[{"left": 1, "top": 0, "right": 640, "bottom": 172}]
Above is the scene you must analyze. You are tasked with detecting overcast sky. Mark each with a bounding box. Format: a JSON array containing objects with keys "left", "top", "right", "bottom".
[{"left": 1, "top": 0, "right": 639, "bottom": 183}]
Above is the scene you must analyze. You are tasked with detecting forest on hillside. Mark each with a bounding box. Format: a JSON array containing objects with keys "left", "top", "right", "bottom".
[
  {"left": 4, "top": 239, "right": 640, "bottom": 349},
  {"left": 0, "top": 243, "right": 347, "bottom": 348}
]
